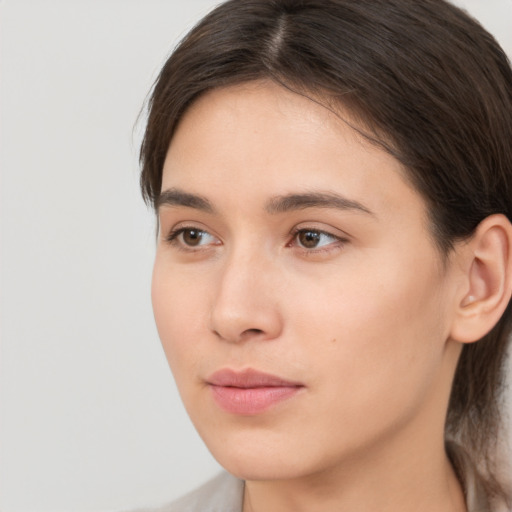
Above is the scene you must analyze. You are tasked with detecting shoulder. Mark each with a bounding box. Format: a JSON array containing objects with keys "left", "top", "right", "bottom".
[
  {"left": 130, "top": 472, "right": 245, "bottom": 512},
  {"left": 447, "top": 442, "right": 510, "bottom": 512}
]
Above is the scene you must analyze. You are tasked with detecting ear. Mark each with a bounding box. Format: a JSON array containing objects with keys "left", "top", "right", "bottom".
[{"left": 450, "top": 214, "right": 512, "bottom": 344}]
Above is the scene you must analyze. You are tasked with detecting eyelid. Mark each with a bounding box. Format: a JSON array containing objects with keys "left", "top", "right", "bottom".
[
  {"left": 288, "top": 225, "right": 350, "bottom": 252},
  {"left": 164, "top": 224, "right": 221, "bottom": 250},
  {"left": 162, "top": 221, "right": 349, "bottom": 254}
]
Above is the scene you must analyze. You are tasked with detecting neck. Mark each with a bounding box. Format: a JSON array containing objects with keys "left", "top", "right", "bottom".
[{"left": 243, "top": 434, "right": 467, "bottom": 512}]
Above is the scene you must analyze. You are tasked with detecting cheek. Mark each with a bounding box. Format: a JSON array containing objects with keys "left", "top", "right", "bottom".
[
  {"left": 151, "top": 256, "right": 207, "bottom": 374},
  {"left": 287, "top": 251, "right": 449, "bottom": 404}
]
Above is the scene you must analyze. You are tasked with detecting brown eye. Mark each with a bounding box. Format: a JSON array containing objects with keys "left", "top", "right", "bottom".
[
  {"left": 293, "top": 229, "right": 341, "bottom": 250},
  {"left": 182, "top": 229, "right": 204, "bottom": 246},
  {"left": 166, "top": 226, "right": 219, "bottom": 249},
  {"left": 297, "top": 230, "right": 322, "bottom": 248}
]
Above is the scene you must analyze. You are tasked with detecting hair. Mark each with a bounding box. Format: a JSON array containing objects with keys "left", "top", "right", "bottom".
[{"left": 140, "top": 0, "right": 512, "bottom": 504}]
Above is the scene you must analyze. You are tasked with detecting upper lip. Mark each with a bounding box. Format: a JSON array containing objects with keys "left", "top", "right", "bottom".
[{"left": 206, "top": 368, "right": 303, "bottom": 388}]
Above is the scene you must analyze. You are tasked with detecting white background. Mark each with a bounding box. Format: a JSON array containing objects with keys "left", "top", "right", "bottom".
[{"left": 1, "top": 1, "right": 511, "bottom": 511}]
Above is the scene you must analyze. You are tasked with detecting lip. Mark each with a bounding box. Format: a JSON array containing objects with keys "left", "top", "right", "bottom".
[{"left": 206, "top": 368, "right": 304, "bottom": 415}]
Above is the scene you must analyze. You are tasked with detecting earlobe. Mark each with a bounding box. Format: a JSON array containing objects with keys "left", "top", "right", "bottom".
[{"left": 450, "top": 214, "right": 512, "bottom": 344}]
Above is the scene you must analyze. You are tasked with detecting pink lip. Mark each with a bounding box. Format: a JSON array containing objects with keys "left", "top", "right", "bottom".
[{"left": 206, "top": 368, "right": 304, "bottom": 415}]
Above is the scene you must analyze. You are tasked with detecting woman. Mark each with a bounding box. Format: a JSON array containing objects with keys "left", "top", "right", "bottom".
[{"left": 139, "top": 0, "right": 512, "bottom": 510}]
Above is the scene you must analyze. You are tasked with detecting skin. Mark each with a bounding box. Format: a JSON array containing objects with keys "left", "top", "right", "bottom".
[{"left": 152, "top": 81, "right": 468, "bottom": 512}]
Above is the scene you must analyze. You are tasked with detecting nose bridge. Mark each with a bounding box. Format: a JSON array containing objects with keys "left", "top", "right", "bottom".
[{"left": 210, "top": 240, "right": 282, "bottom": 343}]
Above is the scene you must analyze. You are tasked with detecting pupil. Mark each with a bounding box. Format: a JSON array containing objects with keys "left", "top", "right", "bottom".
[
  {"left": 183, "top": 229, "right": 202, "bottom": 246},
  {"left": 299, "top": 231, "right": 320, "bottom": 248}
]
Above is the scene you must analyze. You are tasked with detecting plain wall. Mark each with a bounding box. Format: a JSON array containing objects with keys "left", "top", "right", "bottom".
[{"left": 1, "top": 1, "right": 511, "bottom": 511}]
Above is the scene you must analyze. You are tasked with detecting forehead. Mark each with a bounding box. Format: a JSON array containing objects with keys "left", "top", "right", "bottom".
[
  {"left": 170, "top": 81, "right": 374, "bottom": 156},
  {"left": 162, "top": 81, "right": 428, "bottom": 225}
]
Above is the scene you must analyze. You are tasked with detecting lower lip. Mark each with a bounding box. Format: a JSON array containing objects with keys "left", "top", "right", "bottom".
[{"left": 210, "top": 385, "right": 302, "bottom": 415}]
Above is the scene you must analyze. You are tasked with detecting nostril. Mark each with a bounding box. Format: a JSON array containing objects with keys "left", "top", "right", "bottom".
[
  {"left": 242, "top": 328, "right": 264, "bottom": 337},
  {"left": 209, "top": 290, "right": 283, "bottom": 342},
  {"left": 212, "top": 327, "right": 265, "bottom": 343}
]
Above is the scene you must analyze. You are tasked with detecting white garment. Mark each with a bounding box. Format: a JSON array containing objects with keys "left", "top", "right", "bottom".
[
  {"left": 448, "top": 442, "right": 493, "bottom": 512},
  {"left": 131, "top": 472, "right": 243, "bottom": 512}
]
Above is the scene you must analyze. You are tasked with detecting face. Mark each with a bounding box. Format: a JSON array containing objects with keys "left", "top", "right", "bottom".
[{"left": 152, "top": 81, "right": 461, "bottom": 481}]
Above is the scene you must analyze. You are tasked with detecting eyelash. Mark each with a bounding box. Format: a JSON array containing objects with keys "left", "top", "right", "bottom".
[
  {"left": 288, "top": 227, "right": 346, "bottom": 253},
  {"left": 165, "top": 226, "right": 217, "bottom": 251},
  {"left": 165, "top": 226, "right": 346, "bottom": 254}
]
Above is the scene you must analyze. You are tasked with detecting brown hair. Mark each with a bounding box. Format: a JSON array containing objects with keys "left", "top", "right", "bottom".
[{"left": 140, "top": 0, "right": 512, "bottom": 503}]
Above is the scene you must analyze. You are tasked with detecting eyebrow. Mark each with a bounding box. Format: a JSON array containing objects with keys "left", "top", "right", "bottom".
[
  {"left": 265, "top": 192, "right": 374, "bottom": 216},
  {"left": 156, "top": 188, "right": 215, "bottom": 213},
  {"left": 156, "top": 188, "right": 373, "bottom": 217}
]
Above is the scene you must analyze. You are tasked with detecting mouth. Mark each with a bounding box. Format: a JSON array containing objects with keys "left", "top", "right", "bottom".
[{"left": 206, "top": 368, "right": 304, "bottom": 415}]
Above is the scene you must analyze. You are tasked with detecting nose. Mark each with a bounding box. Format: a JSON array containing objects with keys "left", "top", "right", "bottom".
[{"left": 209, "top": 249, "right": 283, "bottom": 343}]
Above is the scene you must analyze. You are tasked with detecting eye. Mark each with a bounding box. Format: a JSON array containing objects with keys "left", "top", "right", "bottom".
[
  {"left": 292, "top": 228, "right": 342, "bottom": 250},
  {"left": 166, "top": 227, "right": 220, "bottom": 248}
]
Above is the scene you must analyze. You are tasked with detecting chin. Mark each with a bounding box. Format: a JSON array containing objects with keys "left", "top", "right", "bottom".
[
  {"left": 214, "top": 450, "right": 304, "bottom": 482},
  {"left": 197, "top": 427, "right": 296, "bottom": 480},
  {"left": 198, "top": 426, "right": 342, "bottom": 482}
]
